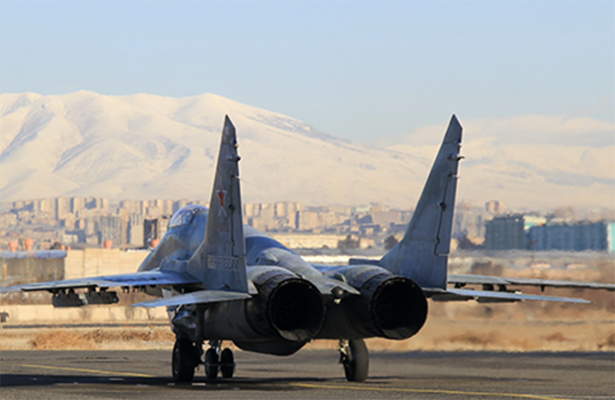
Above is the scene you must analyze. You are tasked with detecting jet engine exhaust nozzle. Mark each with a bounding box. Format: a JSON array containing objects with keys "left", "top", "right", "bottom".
[
  {"left": 369, "top": 276, "right": 427, "bottom": 340},
  {"left": 321, "top": 266, "right": 429, "bottom": 340},
  {"left": 268, "top": 278, "right": 324, "bottom": 342},
  {"left": 245, "top": 268, "right": 325, "bottom": 343}
]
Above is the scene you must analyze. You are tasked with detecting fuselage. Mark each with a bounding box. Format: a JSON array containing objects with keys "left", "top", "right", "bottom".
[
  {"left": 138, "top": 205, "right": 427, "bottom": 355},
  {"left": 138, "top": 206, "right": 318, "bottom": 276}
]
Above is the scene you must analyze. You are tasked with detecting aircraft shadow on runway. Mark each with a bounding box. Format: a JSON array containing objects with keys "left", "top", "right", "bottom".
[{"left": 0, "top": 373, "right": 335, "bottom": 391}]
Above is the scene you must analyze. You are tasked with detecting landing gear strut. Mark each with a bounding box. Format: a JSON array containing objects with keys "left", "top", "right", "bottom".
[
  {"left": 339, "top": 339, "right": 369, "bottom": 382},
  {"left": 205, "top": 341, "right": 236, "bottom": 380},
  {"left": 172, "top": 337, "right": 199, "bottom": 383}
]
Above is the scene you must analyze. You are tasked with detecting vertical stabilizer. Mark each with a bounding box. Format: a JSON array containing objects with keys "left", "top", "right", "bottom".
[
  {"left": 379, "top": 115, "right": 463, "bottom": 289},
  {"left": 187, "top": 116, "right": 249, "bottom": 292}
]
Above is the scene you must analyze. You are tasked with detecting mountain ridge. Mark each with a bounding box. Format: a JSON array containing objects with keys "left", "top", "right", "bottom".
[
  {"left": 1, "top": 91, "right": 613, "bottom": 209},
  {"left": 0, "top": 91, "right": 428, "bottom": 207},
  {"left": 386, "top": 114, "right": 614, "bottom": 210}
]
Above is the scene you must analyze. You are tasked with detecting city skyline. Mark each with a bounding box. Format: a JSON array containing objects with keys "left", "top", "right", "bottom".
[{"left": 2, "top": 194, "right": 613, "bottom": 253}]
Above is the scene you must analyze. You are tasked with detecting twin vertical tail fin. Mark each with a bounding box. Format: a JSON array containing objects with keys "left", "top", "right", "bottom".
[
  {"left": 379, "top": 115, "right": 463, "bottom": 290},
  {"left": 188, "top": 115, "right": 461, "bottom": 292},
  {"left": 187, "top": 116, "right": 249, "bottom": 293}
]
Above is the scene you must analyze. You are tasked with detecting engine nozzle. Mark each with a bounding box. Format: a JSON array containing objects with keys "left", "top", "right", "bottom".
[
  {"left": 369, "top": 276, "right": 427, "bottom": 339},
  {"left": 246, "top": 267, "right": 325, "bottom": 342}
]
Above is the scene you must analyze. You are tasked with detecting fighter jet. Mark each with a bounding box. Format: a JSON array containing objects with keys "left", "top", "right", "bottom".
[{"left": 3, "top": 116, "right": 613, "bottom": 383}]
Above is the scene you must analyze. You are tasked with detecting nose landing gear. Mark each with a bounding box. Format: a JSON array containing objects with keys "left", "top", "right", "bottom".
[
  {"left": 205, "top": 340, "right": 236, "bottom": 380},
  {"left": 205, "top": 346, "right": 219, "bottom": 380},
  {"left": 339, "top": 339, "right": 369, "bottom": 382},
  {"left": 172, "top": 338, "right": 236, "bottom": 383},
  {"left": 220, "top": 348, "right": 235, "bottom": 378}
]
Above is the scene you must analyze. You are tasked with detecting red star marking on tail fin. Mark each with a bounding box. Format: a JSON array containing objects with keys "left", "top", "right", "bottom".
[{"left": 216, "top": 189, "right": 228, "bottom": 217}]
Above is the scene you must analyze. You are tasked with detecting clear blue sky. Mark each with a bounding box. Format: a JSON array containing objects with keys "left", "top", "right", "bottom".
[{"left": 1, "top": 1, "right": 613, "bottom": 142}]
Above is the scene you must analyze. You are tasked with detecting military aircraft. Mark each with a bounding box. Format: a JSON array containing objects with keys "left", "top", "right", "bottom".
[{"left": 2, "top": 116, "right": 613, "bottom": 383}]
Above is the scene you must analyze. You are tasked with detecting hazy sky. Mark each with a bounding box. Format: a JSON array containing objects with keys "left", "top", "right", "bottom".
[{"left": 1, "top": 1, "right": 613, "bottom": 142}]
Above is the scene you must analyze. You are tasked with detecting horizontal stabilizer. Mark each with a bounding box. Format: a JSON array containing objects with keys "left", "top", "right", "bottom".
[
  {"left": 449, "top": 274, "right": 615, "bottom": 291},
  {"left": 0, "top": 270, "right": 201, "bottom": 293},
  {"left": 131, "top": 289, "right": 251, "bottom": 308},
  {"left": 432, "top": 288, "right": 591, "bottom": 304}
]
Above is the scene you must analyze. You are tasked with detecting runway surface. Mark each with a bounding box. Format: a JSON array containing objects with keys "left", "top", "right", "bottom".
[{"left": 1, "top": 350, "right": 613, "bottom": 400}]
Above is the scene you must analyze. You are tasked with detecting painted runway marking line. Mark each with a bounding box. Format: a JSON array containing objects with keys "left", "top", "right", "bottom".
[
  {"left": 20, "top": 364, "right": 155, "bottom": 378},
  {"left": 291, "top": 383, "right": 575, "bottom": 400},
  {"left": 19, "top": 364, "right": 575, "bottom": 400}
]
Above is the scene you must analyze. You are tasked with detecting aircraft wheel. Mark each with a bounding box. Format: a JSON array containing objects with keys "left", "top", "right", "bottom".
[
  {"left": 172, "top": 338, "right": 196, "bottom": 383},
  {"left": 343, "top": 339, "right": 369, "bottom": 382},
  {"left": 205, "top": 348, "right": 219, "bottom": 380},
  {"left": 220, "top": 348, "right": 235, "bottom": 378}
]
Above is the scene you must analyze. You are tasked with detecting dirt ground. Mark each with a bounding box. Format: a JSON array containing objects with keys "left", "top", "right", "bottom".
[{"left": 1, "top": 300, "right": 612, "bottom": 352}]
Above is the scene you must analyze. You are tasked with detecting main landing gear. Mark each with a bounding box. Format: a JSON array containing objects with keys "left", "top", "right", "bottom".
[
  {"left": 339, "top": 339, "right": 369, "bottom": 382},
  {"left": 172, "top": 337, "right": 198, "bottom": 382},
  {"left": 171, "top": 338, "right": 236, "bottom": 383}
]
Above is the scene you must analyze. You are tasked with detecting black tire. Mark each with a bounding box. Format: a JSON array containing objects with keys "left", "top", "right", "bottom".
[
  {"left": 343, "top": 339, "right": 369, "bottom": 382},
  {"left": 172, "top": 338, "right": 196, "bottom": 383},
  {"left": 205, "top": 348, "right": 219, "bottom": 380},
  {"left": 220, "top": 348, "right": 235, "bottom": 379}
]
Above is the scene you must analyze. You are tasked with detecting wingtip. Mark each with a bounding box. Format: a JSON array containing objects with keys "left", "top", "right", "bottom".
[{"left": 0, "top": 287, "right": 20, "bottom": 293}]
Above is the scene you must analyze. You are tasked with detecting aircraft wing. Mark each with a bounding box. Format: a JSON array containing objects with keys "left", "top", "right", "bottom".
[
  {"left": 131, "top": 289, "right": 251, "bottom": 308},
  {"left": 0, "top": 269, "right": 201, "bottom": 293},
  {"left": 448, "top": 274, "right": 615, "bottom": 291},
  {"left": 426, "top": 287, "right": 591, "bottom": 303}
]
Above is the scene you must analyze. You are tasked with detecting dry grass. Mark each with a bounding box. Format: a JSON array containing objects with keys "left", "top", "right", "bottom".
[
  {"left": 0, "top": 309, "right": 612, "bottom": 352},
  {"left": 0, "top": 327, "right": 176, "bottom": 351}
]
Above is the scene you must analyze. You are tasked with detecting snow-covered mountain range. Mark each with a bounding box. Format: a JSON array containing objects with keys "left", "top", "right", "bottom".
[
  {"left": 0, "top": 91, "right": 429, "bottom": 208},
  {"left": 387, "top": 115, "right": 614, "bottom": 210},
  {"left": 1, "top": 91, "right": 613, "bottom": 209}
]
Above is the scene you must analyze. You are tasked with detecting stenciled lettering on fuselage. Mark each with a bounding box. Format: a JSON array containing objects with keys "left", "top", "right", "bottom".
[{"left": 207, "top": 255, "right": 240, "bottom": 271}]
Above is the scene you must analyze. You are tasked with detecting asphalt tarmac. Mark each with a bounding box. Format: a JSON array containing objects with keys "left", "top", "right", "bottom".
[{"left": 1, "top": 350, "right": 613, "bottom": 400}]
